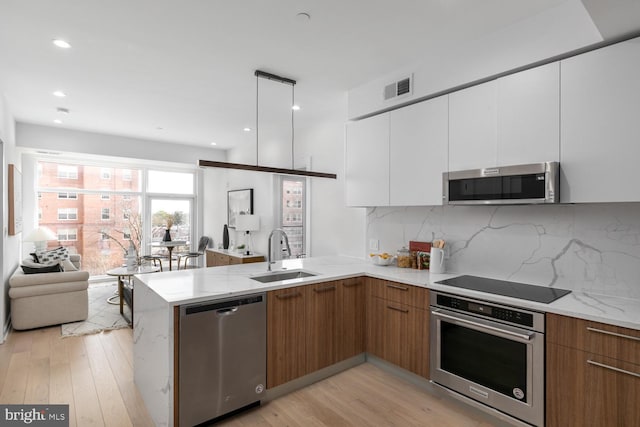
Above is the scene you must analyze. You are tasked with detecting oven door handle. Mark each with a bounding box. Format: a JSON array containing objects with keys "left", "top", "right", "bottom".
[{"left": 432, "top": 309, "right": 534, "bottom": 341}]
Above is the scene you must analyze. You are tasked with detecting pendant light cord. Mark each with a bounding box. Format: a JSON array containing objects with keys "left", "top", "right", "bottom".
[
  {"left": 255, "top": 73, "right": 259, "bottom": 167},
  {"left": 291, "top": 82, "right": 295, "bottom": 170}
]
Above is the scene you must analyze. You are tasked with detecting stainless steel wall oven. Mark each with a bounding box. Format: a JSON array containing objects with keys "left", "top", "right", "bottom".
[{"left": 430, "top": 291, "right": 545, "bottom": 427}]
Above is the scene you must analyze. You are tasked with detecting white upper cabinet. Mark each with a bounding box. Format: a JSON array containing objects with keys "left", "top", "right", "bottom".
[
  {"left": 448, "top": 80, "right": 498, "bottom": 171},
  {"left": 389, "top": 96, "right": 448, "bottom": 206},
  {"left": 560, "top": 37, "right": 640, "bottom": 203},
  {"left": 345, "top": 113, "right": 390, "bottom": 207},
  {"left": 449, "top": 63, "right": 560, "bottom": 172},
  {"left": 497, "top": 62, "right": 560, "bottom": 166}
]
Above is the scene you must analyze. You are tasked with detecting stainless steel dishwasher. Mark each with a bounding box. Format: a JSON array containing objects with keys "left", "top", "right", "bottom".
[{"left": 179, "top": 293, "right": 266, "bottom": 426}]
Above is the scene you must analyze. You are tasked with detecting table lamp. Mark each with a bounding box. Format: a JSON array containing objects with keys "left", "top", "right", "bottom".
[
  {"left": 235, "top": 215, "right": 260, "bottom": 255},
  {"left": 24, "top": 226, "right": 58, "bottom": 251}
]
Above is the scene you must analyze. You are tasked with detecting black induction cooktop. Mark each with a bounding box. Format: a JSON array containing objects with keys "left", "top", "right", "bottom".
[{"left": 435, "top": 275, "right": 571, "bottom": 304}]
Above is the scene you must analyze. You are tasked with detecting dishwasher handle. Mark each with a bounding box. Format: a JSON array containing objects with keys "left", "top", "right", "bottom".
[
  {"left": 183, "top": 294, "right": 264, "bottom": 316},
  {"left": 216, "top": 307, "right": 239, "bottom": 316}
]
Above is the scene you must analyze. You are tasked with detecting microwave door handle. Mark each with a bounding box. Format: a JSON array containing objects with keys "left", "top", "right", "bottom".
[{"left": 432, "top": 310, "right": 533, "bottom": 342}]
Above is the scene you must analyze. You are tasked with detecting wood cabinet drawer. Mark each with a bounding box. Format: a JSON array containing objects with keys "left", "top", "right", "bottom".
[
  {"left": 547, "top": 313, "right": 640, "bottom": 365},
  {"left": 368, "top": 278, "right": 428, "bottom": 309},
  {"left": 547, "top": 342, "right": 640, "bottom": 427},
  {"left": 367, "top": 296, "right": 429, "bottom": 378}
]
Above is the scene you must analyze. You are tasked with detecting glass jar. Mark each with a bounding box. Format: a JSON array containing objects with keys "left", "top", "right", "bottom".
[{"left": 396, "top": 247, "right": 413, "bottom": 268}]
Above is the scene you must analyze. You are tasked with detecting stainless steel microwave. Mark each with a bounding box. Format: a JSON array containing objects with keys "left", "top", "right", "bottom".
[{"left": 443, "top": 162, "right": 559, "bottom": 205}]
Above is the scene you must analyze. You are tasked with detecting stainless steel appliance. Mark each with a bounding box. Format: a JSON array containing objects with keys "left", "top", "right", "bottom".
[
  {"left": 443, "top": 161, "right": 559, "bottom": 205},
  {"left": 430, "top": 291, "right": 545, "bottom": 427},
  {"left": 179, "top": 293, "right": 266, "bottom": 426}
]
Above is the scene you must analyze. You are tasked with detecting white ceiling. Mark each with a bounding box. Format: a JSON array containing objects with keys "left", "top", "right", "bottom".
[{"left": 0, "top": 0, "right": 604, "bottom": 150}]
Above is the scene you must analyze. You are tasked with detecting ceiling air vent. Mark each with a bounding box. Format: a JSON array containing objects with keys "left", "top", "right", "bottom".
[{"left": 383, "top": 74, "right": 413, "bottom": 101}]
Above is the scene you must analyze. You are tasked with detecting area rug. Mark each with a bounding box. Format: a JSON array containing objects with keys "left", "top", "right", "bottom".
[{"left": 61, "top": 282, "right": 130, "bottom": 337}]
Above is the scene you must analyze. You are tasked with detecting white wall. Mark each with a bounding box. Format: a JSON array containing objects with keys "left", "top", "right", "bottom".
[
  {"left": 16, "top": 123, "right": 226, "bottom": 166},
  {"left": 1, "top": 94, "right": 19, "bottom": 341},
  {"left": 202, "top": 92, "right": 365, "bottom": 260},
  {"left": 348, "top": 0, "right": 602, "bottom": 119}
]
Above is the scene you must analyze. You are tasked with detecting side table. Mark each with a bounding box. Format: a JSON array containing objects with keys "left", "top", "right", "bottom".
[{"left": 105, "top": 265, "right": 161, "bottom": 326}]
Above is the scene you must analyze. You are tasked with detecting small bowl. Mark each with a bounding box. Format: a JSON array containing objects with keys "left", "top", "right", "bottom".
[{"left": 370, "top": 254, "right": 395, "bottom": 266}]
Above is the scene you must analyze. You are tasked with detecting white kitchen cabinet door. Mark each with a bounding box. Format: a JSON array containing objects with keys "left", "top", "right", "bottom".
[
  {"left": 448, "top": 80, "right": 498, "bottom": 171},
  {"left": 345, "top": 113, "right": 390, "bottom": 207},
  {"left": 497, "top": 62, "right": 560, "bottom": 166},
  {"left": 560, "top": 37, "right": 640, "bottom": 203},
  {"left": 389, "top": 96, "right": 448, "bottom": 206}
]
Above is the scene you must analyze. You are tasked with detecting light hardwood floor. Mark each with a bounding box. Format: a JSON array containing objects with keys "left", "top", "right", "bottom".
[
  {"left": 0, "top": 327, "right": 496, "bottom": 427},
  {"left": 0, "top": 326, "right": 154, "bottom": 427}
]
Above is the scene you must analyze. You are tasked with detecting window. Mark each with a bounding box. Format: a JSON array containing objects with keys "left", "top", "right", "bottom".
[
  {"left": 57, "top": 192, "right": 78, "bottom": 200},
  {"left": 37, "top": 160, "right": 193, "bottom": 277},
  {"left": 58, "top": 228, "right": 78, "bottom": 241},
  {"left": 148, "top": 170, "right": 194, "bottom": 194},
  {"left": 57, "top": 165, "right": 78, "bottom": 179},
  {"left": 58, "top": 208, "right": 78, "bottom": 220},
  {"left": 277, "top": 177, "right": 306, "bottom": 258}
]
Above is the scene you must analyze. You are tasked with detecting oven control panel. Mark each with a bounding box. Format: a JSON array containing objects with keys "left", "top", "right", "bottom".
[{"left": 437, "top": 294, "right": 534, "bottom": 327}]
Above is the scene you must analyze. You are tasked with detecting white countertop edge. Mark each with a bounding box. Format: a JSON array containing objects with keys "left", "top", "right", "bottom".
[{"left": 132, "top": 255, "right": 640, "bottom": 331}]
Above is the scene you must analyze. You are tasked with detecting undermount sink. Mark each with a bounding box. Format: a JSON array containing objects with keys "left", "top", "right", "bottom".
[{"left": 250, "top": 270, "right": 317, "bottom": 283}]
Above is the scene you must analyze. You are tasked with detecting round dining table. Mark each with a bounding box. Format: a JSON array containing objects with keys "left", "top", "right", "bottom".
[{"left": 150, "top": 240, "right": 188, "bottom": 271}]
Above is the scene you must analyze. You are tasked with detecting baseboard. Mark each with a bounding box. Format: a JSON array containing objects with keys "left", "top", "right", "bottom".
[
  {"left": 264, "top": 354, "right": 366, "bottom": 401},
  {"left": 1, "top": 316, "right": 12, "bottom": 344}
]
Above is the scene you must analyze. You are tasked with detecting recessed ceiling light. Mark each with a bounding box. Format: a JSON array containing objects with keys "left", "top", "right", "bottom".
[
  {"left": 53, "top": 119, "right": 63, "bottom": 124},
  {"left": 292, "top": 104, "right": 301, "bottom": 111},
  {"left": 52, "top": 39, "right": 72, "bottom": 49},
  {"left": 243, "top": 127, "right": 251, "bottom": 132},
  {"left": 57, "top": 107, "right": 70, "bottom": 115},
  {"left": 210, "top": 142, "right": 217, "bottom": 146},
  {"left": 52, "top": 90, "right": 66, "bottom": 98}
]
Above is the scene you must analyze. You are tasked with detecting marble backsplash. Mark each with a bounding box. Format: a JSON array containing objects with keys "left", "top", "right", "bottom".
[{"left": 366, "top": 203, "right": 640, "bottom": 299}]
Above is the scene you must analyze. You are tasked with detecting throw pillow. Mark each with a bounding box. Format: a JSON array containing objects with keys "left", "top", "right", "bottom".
[
  {"left": 36, "top": 246, "right": 70, "bottom": 266},
  {"left": 21, "top": 263, "right": 63, "bottom": 274}
]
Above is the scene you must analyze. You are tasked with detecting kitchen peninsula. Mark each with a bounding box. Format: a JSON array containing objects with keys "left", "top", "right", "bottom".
[{"left": 133, "top": 256, "right": 640, "bottom": 427}]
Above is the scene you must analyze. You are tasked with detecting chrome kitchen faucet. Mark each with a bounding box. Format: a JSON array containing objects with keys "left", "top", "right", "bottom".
[{"left": 267, "top": 228, "right": 291, "bottom": 271}]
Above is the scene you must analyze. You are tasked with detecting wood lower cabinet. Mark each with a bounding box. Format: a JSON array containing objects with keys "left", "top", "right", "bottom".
[
  {"left": 305, "top": 281, "right": 340, "bottom": 372},
  {"left": 205, "top": 249, "right": 264, "bottom": 267},
  {"left": 547, "top": 342, "right": 640, "bottom": 427},
  {"left": 367, "top": 278, "right": 429, "bottom": 378},
  {"left": 267, "top": 286, "right": 306, "bottom": 388},
  {"left": 546, "top": 313, "right": 640, "bottom": 427},
  {"left": 337, "top": 277, "right": 366, "bottom": 360},
  {"left": 267, "top": 278, "right": 367, "bottom": 388}
]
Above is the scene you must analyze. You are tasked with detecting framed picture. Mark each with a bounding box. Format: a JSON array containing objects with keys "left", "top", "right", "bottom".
[
  {"left": 8, "top": 164, "right": 23, "bottom": 235},
  {"left": 228, "top": 189, "right": 254, "bottom": 228}
]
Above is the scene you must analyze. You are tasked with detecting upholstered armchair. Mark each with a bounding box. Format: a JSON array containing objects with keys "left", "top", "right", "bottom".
[{"left": 9, "top": 254, "right": 89, "bottom": 330}]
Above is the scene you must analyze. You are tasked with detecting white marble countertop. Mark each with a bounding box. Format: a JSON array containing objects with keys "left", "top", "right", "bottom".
[{"left": 133, "top": 255, "right": 640, "bottom": 330}]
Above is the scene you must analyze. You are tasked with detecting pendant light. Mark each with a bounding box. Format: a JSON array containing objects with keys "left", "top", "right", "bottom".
[{"left": 199, "top": 70, "right": 336, "bottom": 179}]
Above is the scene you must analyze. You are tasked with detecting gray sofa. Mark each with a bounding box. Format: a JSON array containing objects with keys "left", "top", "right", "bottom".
[{"left": 9, "top": 254, "right": 89, "bottom": 330}]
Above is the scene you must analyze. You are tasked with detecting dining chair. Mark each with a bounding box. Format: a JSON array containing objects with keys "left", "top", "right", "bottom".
[{"left": 177, "top": 236, "right": 210, "bottom": 270}]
